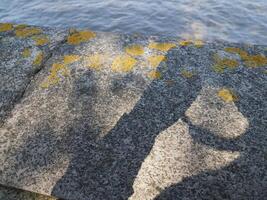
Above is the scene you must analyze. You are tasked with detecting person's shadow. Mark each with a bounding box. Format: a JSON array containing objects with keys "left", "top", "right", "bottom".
[
  {"left": 52, "top": 44, "right": 266, "bottom": 200},
  {"left": 52, "top": 45, "right": 203, "bottom": 200},
  {"left": 155, "top": 70, "right": 267, "bottom": 200}
]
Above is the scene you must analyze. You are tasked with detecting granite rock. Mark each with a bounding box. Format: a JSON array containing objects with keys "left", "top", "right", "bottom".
[
  {"left": 0, "top": 185, "right": 57, "bottom": 200},
  {"left": 0, "top": 23, "right": 67, "bottom": 125},
  {"left": 0, "top": 24, "right": 267, "bottom": 200}
]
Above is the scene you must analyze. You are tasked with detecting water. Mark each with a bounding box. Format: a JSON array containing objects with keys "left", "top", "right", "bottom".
[{"left": 1, "top": 0, "right": 266, "bottom": 44}]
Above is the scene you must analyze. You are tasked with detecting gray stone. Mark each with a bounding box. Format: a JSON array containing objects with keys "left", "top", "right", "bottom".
[
  {"left": 0, "top": 185, "right": 57, "bottom": 200},
  {"left": 0, "top": 23, "right": 67, "bottom": 124},
  {"left": 0, "top": 24, "right": 266, "bottom": 200}
]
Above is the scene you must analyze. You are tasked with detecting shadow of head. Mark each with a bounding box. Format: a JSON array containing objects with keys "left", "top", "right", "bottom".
[{"left": 155, "top": 69, "right": 267, "bottom": 200}]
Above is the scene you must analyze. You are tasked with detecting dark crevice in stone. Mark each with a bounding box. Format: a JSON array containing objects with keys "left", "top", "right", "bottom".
[{"left": 30, "top": 37, "right": 68, "bottom": 84}]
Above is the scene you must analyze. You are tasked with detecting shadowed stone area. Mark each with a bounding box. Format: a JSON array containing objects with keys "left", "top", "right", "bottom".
[
  {"left": 0, "top": 185, "right": 57, "bottom": 200},
  {"left": 0, "top": 23, "right": 266, "bottom": 200}
]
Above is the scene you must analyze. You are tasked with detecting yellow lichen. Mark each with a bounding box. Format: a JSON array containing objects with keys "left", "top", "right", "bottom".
[
  {"left": 15, "top": 24, "right": 28, "bottom": 30},
  {"left": 224, "top": 47, "right": 249, "bottom": 60},
  {"left": 217, "top": 88, "right": 238, "bottom": 103},
  {"left": 212, "top": 54, "right": 239, "bottom": 73},
  {"left": 32, "top": 35, "right": 49, "bottom": 46},
  {"left": 147, "top": 55, "right": 167, "bottom": 67},
  {"left": 243, "top": 55, "right": 267, "bottom": 68},
  {"left": 224, "top": 47, "right": 267, "bottom": 68},
  {"left": 51, "top": 63, "right": 70, "bottom": 77},
  {"left": 85, "top": 54, "right": 104, "bottom": 69},
  {"left": 63, "top": 55, "right": 81, "bottom": 65},
  {"left": 22, "top": 48, "right": 31, "bottom": 58},
  {"left": 181, "top": 70, "right": 195, "bottom": 78},
  {"left": 15, "top": 27, "right": 42, "bottom": 38},
  {"left": 0, "top": 23, "right": 13, "bottom": 32},
  {"left": 179, "top": 40, "right": 193, "bottom": 47},
  {"left": 125, "top": 45, "right": 144, "bottom": 56},
  {"left": 147, "top": 70, "right": 162, "bottom": 79},
  {"left": 33, "top": 52, "right": 43, "bottom": 65},
  {"left": 148, "top": 42, "right": 176, "bottom": 52},
  {"left": 220, "top": 59, "right": 239, "bottom": 68},
  {"left": 40, "top": 63, "right": 69, "bottom": 88},
  {"left": 67, "top": 30, "right": 96, "bottom": 45},
  {"left": 194, "top": 40, "right": 204, "bottom": 48},
  {"left": 111, "top": 54, "right": 137, "bottom": 72},
  {"left": 212, "top": 65, "right": 225, "bottom": 73},
  {"left": 40, "top": 74, "right": 60, "bottom": 88}
]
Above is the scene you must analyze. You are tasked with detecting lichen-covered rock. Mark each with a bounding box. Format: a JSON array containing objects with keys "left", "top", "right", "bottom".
[
  {"left": 0, "top": 23, "right": 67, "bottom": 124},
  {"left": 0, "top": 24, "right": 266, "bottom": 200}
]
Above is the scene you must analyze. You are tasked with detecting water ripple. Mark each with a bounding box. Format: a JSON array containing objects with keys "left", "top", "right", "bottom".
[{"left": 0, "top": 0, "right": 266, "bottom": 44}]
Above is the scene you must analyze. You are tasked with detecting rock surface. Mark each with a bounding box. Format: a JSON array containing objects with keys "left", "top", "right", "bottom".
[
  {"left": 0, "top": 23, "right": 267, "bottom": 200},
  {"left": 0, "top": 185, "right": 57, "bottom": 200},
  {"left": 0, "top": 23, "right": 67, "bottom": 125}
]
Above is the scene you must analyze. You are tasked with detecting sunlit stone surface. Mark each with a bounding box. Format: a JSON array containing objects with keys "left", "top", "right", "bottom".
[{"left": 0, "top": 23, "right": 266, "bottom": 200}]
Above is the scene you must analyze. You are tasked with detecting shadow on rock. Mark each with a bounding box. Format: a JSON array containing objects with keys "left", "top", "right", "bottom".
[
  {"left": 155, "top": 71, "right": 267, "bottom": 200},
  {"left": 52, "top": 47, "right": 202, "bottom": 200}
]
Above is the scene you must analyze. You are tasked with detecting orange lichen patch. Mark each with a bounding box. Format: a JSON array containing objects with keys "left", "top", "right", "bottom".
[
  {"left": 148, "top": 42, "right": 176, "bottom": 52},
  {"left": 243, "top": 55, "right": 267, "bottom": 68},
  {"left": 31, "top": 35, "right": 49, "bottom": 46},
  {"left": 0, "top": 23, "right": 13, "bottom": 32},
  {"left": 147, "top": 55, "right": 167, "bottom": 67},
  {"left": 147, "top": 70, "right": 162, "bottom": 79},
  {"left": 217, "top": 88, "right": 238, "bottom": 103},
  {"left": 67, "top": 30, "right": 96, "bottom": 45},
  {"left": 125, "top": 45, "right": 144, "bottom": 56},
  {"left": 40, "top": 63, "right": 69, "bottom": 88},
  {"left": 22, "top": 48, "right": 31, "bottom": 58},
  {"left": 15, "top": 27, "right": 42, "bottom": 38},
  {"left": 194, "top": 40, "right": 204, "bottom": 48},
  {"left": 180, "top": 70, "right": 195, "bottom": 78},
  {"left": 111, "top": 54, "right": 137, "bottom": 72},
  {"left": 33, "top": 52, "right": 43, "bottom": 65},
  {"left": 179, "top": 40, "right": 193, "bottom": 47},
  {"left": 85, "top": 54, "right": 104, "bottom": 70},
  {"left": 63, "top": 55, "right": 81, "bottom": 65}
]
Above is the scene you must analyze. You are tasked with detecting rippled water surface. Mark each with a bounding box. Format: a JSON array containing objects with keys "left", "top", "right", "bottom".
[{"left": 1, "top": 0, "right": 266, "bottom": 44}]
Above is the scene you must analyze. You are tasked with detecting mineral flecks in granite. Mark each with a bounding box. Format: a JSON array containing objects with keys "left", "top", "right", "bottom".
[
  {"left": 0, "top": 23, "right": 67, "bottom": 124},
  {"left": 0, "top": 185, "right": 57, "bottom": 200},
  {"left": 0, "top": 23, "right": 267, "bottom": 200}
]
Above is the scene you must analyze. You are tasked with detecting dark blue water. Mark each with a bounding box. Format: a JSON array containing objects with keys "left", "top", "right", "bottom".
[{"left": 1, "top": 0, "right": 266, "bottom": 44}]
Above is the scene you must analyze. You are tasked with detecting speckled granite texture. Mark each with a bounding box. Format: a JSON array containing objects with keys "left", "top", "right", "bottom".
[
  {"left": 0, "top": 23, "right": 266, "bottom": 200},
  {"left": 0, "top": 185, "right": 57, "bottom": 200},
  {"left": 0, "top": 24, "right": 67, "bottom": 125}
]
